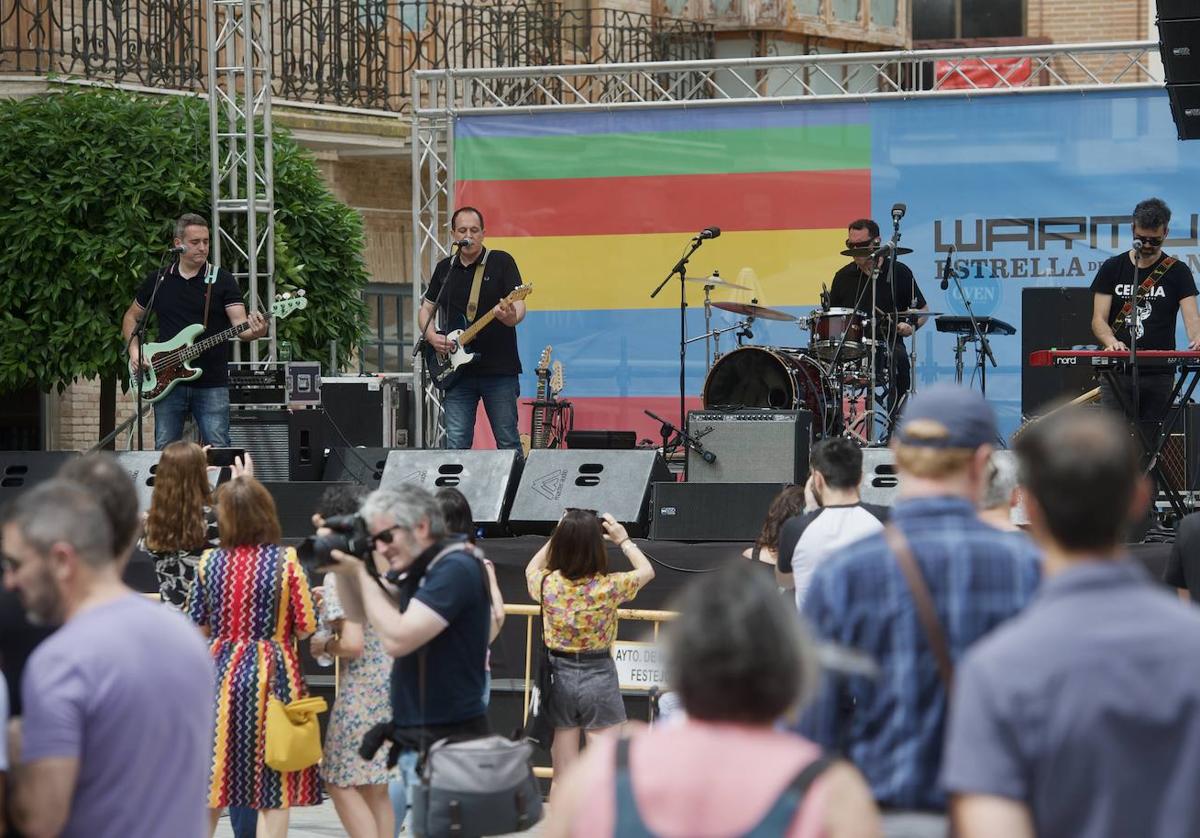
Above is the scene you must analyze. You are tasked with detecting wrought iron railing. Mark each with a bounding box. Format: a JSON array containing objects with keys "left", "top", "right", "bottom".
[{"left": 0, "top": 0, "right": 715, "bottom": 113}]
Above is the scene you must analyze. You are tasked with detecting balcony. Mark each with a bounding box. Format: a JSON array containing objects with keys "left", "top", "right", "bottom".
[{"left": 0, "top": 0, "right": 715, "bottom": 114}]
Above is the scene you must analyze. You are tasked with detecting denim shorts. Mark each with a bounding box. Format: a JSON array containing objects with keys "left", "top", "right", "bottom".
[{"left": 547, "top": 652, "right": 626, "bottom": 730}]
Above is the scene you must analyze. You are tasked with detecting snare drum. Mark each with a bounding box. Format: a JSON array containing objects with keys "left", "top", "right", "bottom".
[
  {"left": 810, "top": 308, "right": 867, "bottom": 361},
  {"left": 701, "top": 346, "right": 836, "bottom": 436}
]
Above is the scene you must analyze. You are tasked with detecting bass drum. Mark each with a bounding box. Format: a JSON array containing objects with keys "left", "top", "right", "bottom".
[{"left": 701, "top": 346, "right": 836, "bottom": 437}]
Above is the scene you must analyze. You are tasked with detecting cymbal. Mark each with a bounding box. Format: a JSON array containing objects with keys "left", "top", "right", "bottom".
[
  {"left": 711, "top": 301, "right": 796, "bottom": 322},
  {"left": 841, "top": 245, "right": 915, "bottom": 257},
  {"left": 685, "top": 275, "right": 751, "bottom": 291}
]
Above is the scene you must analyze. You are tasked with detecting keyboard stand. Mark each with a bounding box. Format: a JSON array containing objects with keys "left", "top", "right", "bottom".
[{"left": 1101, "top": 364, "right": 1200, "bottom": 517}]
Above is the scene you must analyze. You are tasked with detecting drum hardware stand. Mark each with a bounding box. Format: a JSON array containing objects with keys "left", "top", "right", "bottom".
[
  {"left": 945, "top": 256, "right": 997, "bottom": 396},
  {"left": 686, "top": 317, "right": 754, "bottom": 367},
  {"left": 651, "top": 232, "right": 717, "bottom": 433},
  {"left": 644, "top": 408, "right": 716, "bottom": 469}
]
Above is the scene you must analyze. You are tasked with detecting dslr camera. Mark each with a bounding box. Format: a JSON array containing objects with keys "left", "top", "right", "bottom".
[{"left": 297, "top": 514, "right": 374, "bottom": 575}]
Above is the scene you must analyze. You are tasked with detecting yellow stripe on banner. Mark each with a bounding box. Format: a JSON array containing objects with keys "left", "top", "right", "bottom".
[{"left": 489, "top": 229, "right": 848, "bottom": 312}]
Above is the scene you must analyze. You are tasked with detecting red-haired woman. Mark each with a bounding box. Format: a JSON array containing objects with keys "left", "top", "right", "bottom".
[
  {"left": 188, "top": 475, "right": 321, "bottom": 838},
  {"left": 525, "top": 509, "right": 654, "bottom": 789}
]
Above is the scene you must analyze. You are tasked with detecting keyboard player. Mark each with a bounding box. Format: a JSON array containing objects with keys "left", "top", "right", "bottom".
[{"left": 1090, "top": 197, "right": 1200, "bottom": 431}]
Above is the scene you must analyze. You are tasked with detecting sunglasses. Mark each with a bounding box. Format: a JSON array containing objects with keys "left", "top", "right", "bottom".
[
  {"left": 1136, "top": 235, "right": 1165, "bottom": 247},
  {"left": 370, "top": 525, "right": 405, "bottom": 546}
]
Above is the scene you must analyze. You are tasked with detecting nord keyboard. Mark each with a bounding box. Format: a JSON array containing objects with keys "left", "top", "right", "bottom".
[{"left": 1029, "top": 350, "right": 1200, "bottom": 368}]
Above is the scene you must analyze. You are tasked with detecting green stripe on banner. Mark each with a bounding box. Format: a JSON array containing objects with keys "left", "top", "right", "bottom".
[{"left": 455, "top": 125, "right": 871, "bottom": 181}]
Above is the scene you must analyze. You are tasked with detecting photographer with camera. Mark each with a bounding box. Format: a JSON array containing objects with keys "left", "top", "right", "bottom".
[{"left": 319, "top": 484, "right": 492, "bottom": 763}]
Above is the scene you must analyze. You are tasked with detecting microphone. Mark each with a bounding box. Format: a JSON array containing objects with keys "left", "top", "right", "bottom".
[
  {"left": 169, "top": 244, "right": 187, "bottom": 254},
  {"left": 694, "top": 226, "right": 721, "bottom": 240},
  {"left": 699, "top": 449, "right": 716, "bottom": 464},
  {"left": 1132, "top": 238, "right": 1144, "bottom": 251},
  {"left": 870, "top": 240, "right": 894, "bottom": 260},
  {"left": 451, "top": 238, "right": 472, "bottom": 248},
  {"left": 891, "top": 203, "right": 907, "bottom": 222},
  {"left": 940, "top": 245, "right": 956, "bottom": 291}
]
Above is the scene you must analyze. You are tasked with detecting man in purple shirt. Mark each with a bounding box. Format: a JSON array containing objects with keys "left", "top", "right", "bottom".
[
  {"left": 943, "top": 408, "right": 1200, "bottom": 838},
  {"left": 2, "top": 480, "right": 214, "bottom": 838}
]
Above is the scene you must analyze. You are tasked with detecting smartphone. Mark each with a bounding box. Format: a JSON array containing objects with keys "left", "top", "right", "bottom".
[{"left": 206, "top": 447, "right": 245, "bottom": 468}]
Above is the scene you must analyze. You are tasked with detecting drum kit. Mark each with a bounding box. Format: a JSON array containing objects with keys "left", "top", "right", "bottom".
[{"left": 693, "top": 259, "right": 939, "bottom": 444}]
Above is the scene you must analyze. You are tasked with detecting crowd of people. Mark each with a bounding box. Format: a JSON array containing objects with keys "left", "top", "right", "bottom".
[{"left": 5, "top": 382, "right": 1200, "bottom": 837}]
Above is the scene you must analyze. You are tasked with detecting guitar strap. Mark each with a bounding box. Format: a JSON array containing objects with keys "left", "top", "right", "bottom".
[
  {"left": 465, "top": 250, "right": 490, "bottom": 322},
  {"left": 201, "top": 262, "right": 218, "bottom": 330}
]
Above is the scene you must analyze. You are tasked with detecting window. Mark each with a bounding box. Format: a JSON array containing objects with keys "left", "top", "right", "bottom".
[
  {"left": 914, "top": 0, "right": 1024, "bottom": 39},
  {"left": 359, "top": 283, "right": 413, "bottom": 373}
]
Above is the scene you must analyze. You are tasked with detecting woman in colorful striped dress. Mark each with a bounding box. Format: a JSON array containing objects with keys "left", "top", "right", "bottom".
[{"left": 188, "top": 475, "right": 322, "bottom": 838}]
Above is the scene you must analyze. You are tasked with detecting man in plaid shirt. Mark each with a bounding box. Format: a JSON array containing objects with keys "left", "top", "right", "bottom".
[{"left": 797, "top": 384, "right": 1041, "bottom": 836}]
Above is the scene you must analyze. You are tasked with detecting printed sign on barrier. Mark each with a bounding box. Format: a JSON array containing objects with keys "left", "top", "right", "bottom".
[{"left": 612, "top": 640, "right": 667, "bottom": 691}]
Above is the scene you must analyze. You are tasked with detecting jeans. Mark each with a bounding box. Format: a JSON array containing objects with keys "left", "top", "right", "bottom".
[
  {"left": 152, "top": 384, "right": 231, "bottom": 449},
  {"left": 228, "top": 807, "right": 256, "bottom": 838},
  {"left": 441, "top": 374, "right": 522, "bottom": 451}
]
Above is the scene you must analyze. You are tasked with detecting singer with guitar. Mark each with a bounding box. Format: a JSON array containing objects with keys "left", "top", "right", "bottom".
[
  {"left": 828, "top": 217, "right": 929, "bottom": 415},
  {"left": 120, "top": 213, "right": 268, "bottom": 449},
  {"left": 419, "top": 207, "right": 526, "bottom": 452}
]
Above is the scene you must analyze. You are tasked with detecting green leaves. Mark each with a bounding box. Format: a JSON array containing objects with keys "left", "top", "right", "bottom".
[{"left": 0, "top": 88, "right": 368, "bottom": 394}]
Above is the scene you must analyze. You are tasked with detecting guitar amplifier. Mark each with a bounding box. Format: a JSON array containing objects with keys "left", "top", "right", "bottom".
[
  {"left": 228, "top": 362, "right": 287, "bottom": 407},
  {"left": 686, "top": 409, "right": 811, "bottom": 484}
]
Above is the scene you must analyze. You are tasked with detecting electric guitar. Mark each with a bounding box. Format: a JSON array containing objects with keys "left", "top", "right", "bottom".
[
  {"left": 544, "top": 360, "right": 565, "bottom": 448},
  {"left": 423, "top": 284, "right": 533, "bottom": 390},
  {"left": 130, "top": 292, "right": 308, "bottom": 403},
  {"left": 522, "top": 346, "right": 553, "bottom": 455}
]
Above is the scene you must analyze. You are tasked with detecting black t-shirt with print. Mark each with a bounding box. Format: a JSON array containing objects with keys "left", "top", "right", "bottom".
[
  {"left": 1090, "top": 252, "right": 1198, "bottom": 351},
  {"left": 135, "top": 262, "right": 243, "bottom": 387},
  {"left": 829, "top": 258, "right": 926, "bottom": 331},
  {"left": 423, "top": 247, "right": 523, "bottom": 377}
]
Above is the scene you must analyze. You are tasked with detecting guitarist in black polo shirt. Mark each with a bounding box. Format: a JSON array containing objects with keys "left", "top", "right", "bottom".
[
  {"left": 120, "top": 213, "right": 268, "bottom": 448},
  {"left": 419, "top": 207, "right": 526, "bottom": 452}
]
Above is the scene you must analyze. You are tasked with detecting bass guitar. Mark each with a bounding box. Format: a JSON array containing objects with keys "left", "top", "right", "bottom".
[
  {"left": 130, "top": 292, "right": 309, "bottom": 403},
  {"left": 423, "top": 284, "right": 533, "bottom": 390}
]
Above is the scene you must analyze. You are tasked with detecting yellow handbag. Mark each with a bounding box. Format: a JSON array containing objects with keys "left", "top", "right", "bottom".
[{"left": 265, "top": 695, "right": 328, "bottom": 772}]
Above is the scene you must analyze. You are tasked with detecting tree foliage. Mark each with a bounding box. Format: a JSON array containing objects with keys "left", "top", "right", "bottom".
[{"left": 0, "top": 89, "right": 369, "bottom": 393}]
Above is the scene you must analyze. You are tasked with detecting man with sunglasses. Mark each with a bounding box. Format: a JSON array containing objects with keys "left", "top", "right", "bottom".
[
  {"left": 1090, "top": 198, "right": 1200, "bottom": 444},
  {"left": 829, "top": 218, "right": 929, "bottom": 425}
]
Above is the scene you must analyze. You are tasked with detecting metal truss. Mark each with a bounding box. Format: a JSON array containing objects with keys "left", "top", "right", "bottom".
[
  {"left": 415, "top": 40, "right": 1162, "bottom": 115},
  {"left": 410, "top": 40, "right": 1161, "bottom": 443},
  {"left": 207, "top": 0, "right": 275, "bottom": 362}
]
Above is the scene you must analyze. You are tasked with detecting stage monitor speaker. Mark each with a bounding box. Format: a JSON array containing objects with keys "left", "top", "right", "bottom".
[
  {"left": 860, "top": 449, "right": 900, "bottom": 508},
  {"left": 229, "top": 409, "right": 326, "bottom": 481},
  {"left": 1021, "top": 288, "right": 1098, "bottom": 421},
  {"left": 649, "top": 482, "right": 788, "bottom": 542},
  {"left": 380, "top": 450, "right": 522, "bottom": 534},
  {"left": 685, "top": 409, "right": 811, "bottom": 484},
  {"left": 0, "top": 451, "right": 78, "bottom": 503},
  {"left": 1167, "top": 83, "right": 1200, "bottom": 140},
  {"left": 262, "top": 481, "right": 355, "bottom": 542},
  {"left": 113, "top": 451, "right": 163, "bottom": 516},
  {"left": 565, "top": 430, "right": 637, "bottom": 450},
  {"left": 509, "top": 450, "right": 671, "bottom": 536},
  {"left": 323, "top": 447, "right": 392, "bottom": 488}
]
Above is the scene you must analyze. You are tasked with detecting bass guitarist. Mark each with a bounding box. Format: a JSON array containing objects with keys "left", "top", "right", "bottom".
[
  {"left": 121, "top": 213, "right": 268, "bottom": 448},
  {"left": 419, "top": 206, "right": 525, "bottom": 452}
]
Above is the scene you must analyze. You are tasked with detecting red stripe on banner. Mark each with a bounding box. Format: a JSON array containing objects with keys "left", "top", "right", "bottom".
[
  {"left": 471, "top": 396, "right": 704, "bottom": 450},
  {"left": 456, "top": 170, "right": 871, "bottom": 238}
]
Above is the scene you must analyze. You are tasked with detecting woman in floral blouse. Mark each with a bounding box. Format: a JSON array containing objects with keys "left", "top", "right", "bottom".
[{"left": 525, "top": 508, "right": 654, "bottom": 791}]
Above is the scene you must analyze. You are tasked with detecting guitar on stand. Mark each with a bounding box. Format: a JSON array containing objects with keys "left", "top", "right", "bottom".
[
  {"left": 522, "top": 347, "right": 569, "bottom": 453},
  {"left": 129, "top": 292, "right": 309, "bottom": 403}
]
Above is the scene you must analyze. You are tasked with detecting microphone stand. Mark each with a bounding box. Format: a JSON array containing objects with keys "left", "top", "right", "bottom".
[
  {"left": 948, "top": 259, "right": 997, "bottom": 396},
  {"left": 412, "top": 242, "right": 465, "bottom": 445},
  {"left": 644, "top": 409, "right": 715, "bottom": 474},
  {"left": 651, "top": 236, "right": 708, "bottom": 434},
  {"left": 127, "top": 249, "right": 175, "bottom": 450}
]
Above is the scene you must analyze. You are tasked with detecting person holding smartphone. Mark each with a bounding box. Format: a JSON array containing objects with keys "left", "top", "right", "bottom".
[{"left": 524, "top": 509, "right": 654, "bottom": 795}]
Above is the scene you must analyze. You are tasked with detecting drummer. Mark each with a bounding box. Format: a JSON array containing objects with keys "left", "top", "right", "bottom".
[{"left": 828, "top": 217, "right": 929, "bottom": 407}]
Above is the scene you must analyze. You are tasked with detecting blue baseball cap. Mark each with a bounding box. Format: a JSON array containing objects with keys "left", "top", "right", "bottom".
[{"left": 895, "top": 384, "right": 997, "bottom": 449}]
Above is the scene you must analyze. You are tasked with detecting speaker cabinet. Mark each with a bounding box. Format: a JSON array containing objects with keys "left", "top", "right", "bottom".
[
  {"left": 859, "top": 449, "right": 900, "bottom": 508},
  {"left": 649, "top": 482, "right": 789, "bottom": 541},
  {"left": 1021, "top": 288, "right": 1099, "bottom": 419},
  {"left": 1159, "top": 12, "right": 1200, "bottom": 139},
  {"left": 685, "top": 409, "right": 811, "bottom": 484},
  {"left": 113, "top": 451, "right": 162, "bottom": 516},
  {"left": 380, "top": 450, "right": 522, "bottom": 534},
  {"left": 509, "top": 450, "right": 671, "bottom": 536},
  {"left": 229, "top": 408, "right": 326, "bottom": 481},
  {"left": 262, "top": 481, "right": 356, "bottom": 541},
  {"left": 1160, "top": 0, "right": 1195, "bottom": 22},
  {"left": 0, "top": 451, "right": 78, "bottom": 503}
]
